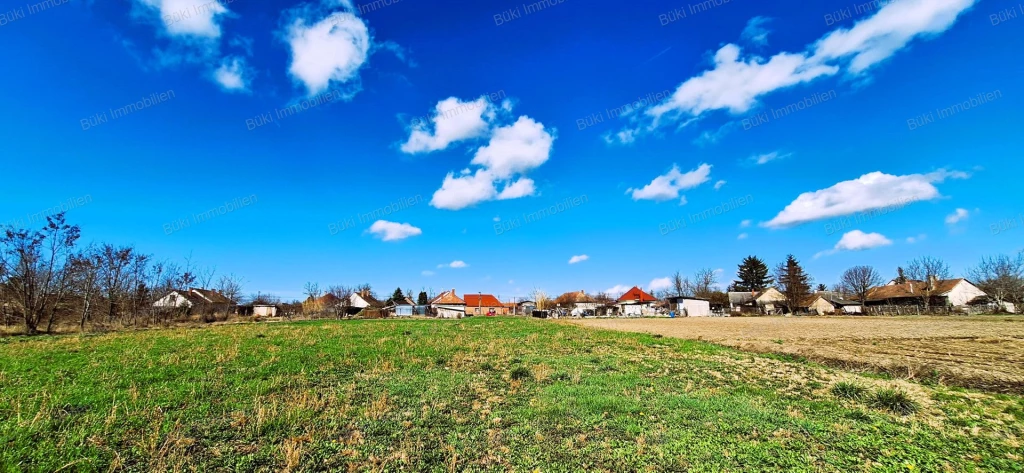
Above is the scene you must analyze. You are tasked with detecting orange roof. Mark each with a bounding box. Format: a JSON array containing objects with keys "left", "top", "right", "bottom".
[
  {"left": 465, "top": 294, "right": 503, "bottom": 307},
  {"left": 617, "top": 286, "right": 657, "bottom": 303},
  {"left": 430, "top": 289, "right": 465, "bottom": 305},
  {"left": 866, "top": 279, "right": 966, "bottom": 301}
]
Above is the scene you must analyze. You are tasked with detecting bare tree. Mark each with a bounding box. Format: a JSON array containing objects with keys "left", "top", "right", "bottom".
[
  {"left": 839, "top": 265, "right": 884, "bottom": 306},
  {"left": 671, "top": 271, "right": 687, "bottom": 297},
  {"left": 967, "top": 252, "right": 1024, "bottom": 312},
  {"left": 216, "top": 274, "right": 245, "bottom": 304},
  {"left": 94, "top": 244, "right": 137, "bottom": 324},
  {"left": 907, "top": 256, "right": 952, "bottom": 310},
  {"left": 531, "top": 288, "right": 549, "bottom": 310},
  {"left": 0, "top": 213, "right": 81, "bottom": 334},
  {"left": 327, "top": 284, "right": 354, "bottom": 318},
  {"left": 692, "top": 268, "right": 718, "bottom": 298}
]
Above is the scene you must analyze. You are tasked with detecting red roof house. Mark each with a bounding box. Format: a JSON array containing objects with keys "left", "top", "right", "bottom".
[{"left": 465, "top": 294, "right": 509, "bottom": 316}]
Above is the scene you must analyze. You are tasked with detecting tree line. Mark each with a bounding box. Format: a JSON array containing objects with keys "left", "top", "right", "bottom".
[{"left": 0, "top": 213, "right": 251, "bottom": 334}]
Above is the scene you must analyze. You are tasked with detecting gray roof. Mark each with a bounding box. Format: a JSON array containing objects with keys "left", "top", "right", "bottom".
[{"left": 728, "top": 292, "right": 756, "bottom": 304}]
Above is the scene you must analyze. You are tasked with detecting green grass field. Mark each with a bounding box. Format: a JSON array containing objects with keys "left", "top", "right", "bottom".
[{"left": 1, "top": 317, "right": 1022, "bottom": 472}]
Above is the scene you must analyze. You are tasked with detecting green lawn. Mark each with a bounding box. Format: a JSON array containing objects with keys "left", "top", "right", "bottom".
[{"left": 1, "top": 317, "right": 1022, "bottom": 472}]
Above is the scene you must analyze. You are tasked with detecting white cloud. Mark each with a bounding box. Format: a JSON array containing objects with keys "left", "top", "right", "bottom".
[
  {"left": 751, "top": 151, "right": 791, "bottom": 165},
  {"left": 609, "top": 0, "right": 976, "bottom": 142},
  {"left": 714, "top": 180, "right": 727, "bottom": 190},
  {"left": 811, "top": 0, "right": 978, "bottom": 75},
  {"left": 945, "top": 208, "right": 969, "bottom": 225},
  {"left": 137, "top": 0, "right": 229, "bottom": 39},
  {"left": 569, "top": 255, "right": 589, "bottom": 264},
  {"left": 649, "top": 277, "right": 673, "bottom": 292},
  {"left": 816, "top": 230, "right": 893, "bottom": 258},
  {"left": 763, "top": 169, "right": 968, "bottom": 228},
  {"left": 421, "top": 270, "right": 435, "bottom": 276},
  {"left": 906, "top": 234, "right": 927, "bottom": 244},
  {"left": 367, "top": 220, "right": 422, "bottom": 241},
  {"left": 284, "top": 10, "right": 371, "bottom": 96},
  {"left": 738, "top": 233, "right": 749, "bottom": 240},
  {"left": 212, "top": 56, "right": 250, "bottom": 92},
  {"left": 628, "top": 163, "right": 712, "bottom": 203},
  {"left": 605, "top": 285, "right": 631, "bottom": 297},
  {"left": 741, "top": 16, "right": 772, "bottom": 46},
  {"left": 401, "top": 97, "right": 497, "bottom": 153},
  {"left": 740, "top": 219, "right": 752, "bottom": 228},
  {"left": 445, "top": 260, "right": 468, "bottom": 269},
  {"left": 429, "top": 114, "right": 555, "bottom": 210}
]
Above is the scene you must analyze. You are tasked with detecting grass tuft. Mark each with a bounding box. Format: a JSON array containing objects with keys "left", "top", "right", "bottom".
[
  {"left": 869, "top": 388, "right": 920, "bottom": 415},
  {"left": 831, "top": 382, "right": 869, "bottom": 401},
  {"left": 510, "top": 366, "right": 532, "bottom": 381}
]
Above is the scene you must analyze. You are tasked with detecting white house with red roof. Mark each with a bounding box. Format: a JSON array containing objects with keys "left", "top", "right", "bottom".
[{"left": 616, "top": 286, "right": 658, "bottom": 316}]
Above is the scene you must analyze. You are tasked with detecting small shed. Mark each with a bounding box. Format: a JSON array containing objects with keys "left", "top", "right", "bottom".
[
  {"left": 253, "top": 304, "right": 278, "bottom": 317},
  {"left": 666, "top": 296, "right": 712, "bottom": 317}
]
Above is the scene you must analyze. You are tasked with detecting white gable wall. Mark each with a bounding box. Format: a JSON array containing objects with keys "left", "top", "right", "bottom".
[{"left": 945, "top": 280, "right": 987, "bottom": 307}]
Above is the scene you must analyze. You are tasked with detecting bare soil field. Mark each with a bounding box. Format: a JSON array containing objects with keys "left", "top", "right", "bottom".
[{"left": 565, "top": 316, "right": 1024, "bottom": 393}]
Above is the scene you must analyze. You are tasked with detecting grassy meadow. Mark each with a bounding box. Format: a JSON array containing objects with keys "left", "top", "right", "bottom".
[{"left": 1, "top": 317, "right": 1022, "bottom": 472}]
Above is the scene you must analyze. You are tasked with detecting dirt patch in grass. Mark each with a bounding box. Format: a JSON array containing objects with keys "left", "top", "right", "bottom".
[{"left": 565, "top": 317, "right": 1024, "bottom": 393}]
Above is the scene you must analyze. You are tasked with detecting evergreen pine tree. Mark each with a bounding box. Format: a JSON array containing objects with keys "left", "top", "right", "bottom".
[
  {"left": 774, "top": 255, "right": 812, "bottom": 314},
  {"left": 417, "top": 291, "right": 429, "bottom": 305},
  {"left": 732, "top": 256, "right": 773, "bottom": 291},
  {"left": 390, "top": 287, "right": 404, "bottom": 303}
]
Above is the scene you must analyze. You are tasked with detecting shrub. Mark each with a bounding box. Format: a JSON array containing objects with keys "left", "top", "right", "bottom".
[
  {"left": 831, "top": 382, "right": 868, "bottom": 401},
  {"left": 869, "top": 388, "right": 920, "bottom": 415}
]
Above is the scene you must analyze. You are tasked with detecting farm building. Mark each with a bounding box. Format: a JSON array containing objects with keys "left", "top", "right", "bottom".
[
  {"left": 866, "top": 278, "right": 987, "bottom": 309},
  {"left": 384, "top": 297, "right": 416, "bottom": 317},
  {"left": 728, "top": 288, "right": 786, "bottom": 314},
  {"left": 798, "top": 295, "right": 837, "bottom": 315},
  {"left": 253, "top": 304, "right": 278, "bottom": 317},
  {"left": 430, "top": 289, "right": 467, "bottom": 318},
  {"left": 664, "top": 296, "right": 712, "bottom": 317},
  {"left": 465, "top": 294, "right": 508, "bottom": 316},
  {"left": 616, "top": 286, "right": 658, "bottom": 316},
  {"left": 517, "top": 300, "right": 536, "bottom": 314},
  {"left": 818, "top": 292, "right": 863, "bottom": 314}
]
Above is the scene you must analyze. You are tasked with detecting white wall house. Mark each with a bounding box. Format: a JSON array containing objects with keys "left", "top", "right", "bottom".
[{"left": 666, "top": 297, "right": 711, "bottom": 317}]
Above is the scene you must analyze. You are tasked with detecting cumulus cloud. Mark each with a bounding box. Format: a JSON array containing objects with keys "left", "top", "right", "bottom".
[
  {"left": 367, "top": 220, "right": 422, "bottom": 241},
  {"left": 816, "top": 230, "right": 893, "bottom": 258},
  {"left": 628, "top": 163, "right": 712, "bottom": 203},
  {"left": 569, "top": 255, "right": 589, "bottom": 264},
  {"left": 427, "top": 109, "right": 556, "bottom": 210},
  {"left": 763, "top": 169, "right": 968, "bottom": 228},
  {"left": 945, "top": 208, "right": 970, "bottom": 225},
  {"left": 284, "top": 10, "right": 372, "bottom": 96},
  {"left": 608, "top": 0, "right": 976, "bottom": 143},
  {"left": 401, "top": 97, "right": 497, "bottom": 153},
  {"left": 714, "top": 180, "right": 727, "bottom": 190},
  {"left": 751, "top": 151, "right": 791, "bottom": 165},
  {"left": 649, "top": 277, "right": 673, "bottom": 292},
  {"left": 212, "top": 56, "right": 251, "bottom": 92},
  {"left": 136, "top": 0, "right": 229, "bottom": 39}
]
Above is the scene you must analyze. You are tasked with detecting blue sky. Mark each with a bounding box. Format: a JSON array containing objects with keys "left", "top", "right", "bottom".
[{"left": 1, "top": 0, "right": 1021, "bottom": 301}]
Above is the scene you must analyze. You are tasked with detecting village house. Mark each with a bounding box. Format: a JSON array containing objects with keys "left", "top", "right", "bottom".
[
  {"left": 555, "top": 290, "right": 602, "bottom": 317},
  {"left": 153, "top": 287, "right": 234, "bottom": 314},
  {"left": 818, "top": 292, "right": 863, "bottom": 314},
  {"left": 616, "top": 286, "right": 658, "bottom": 316},
  {"left": 348, "top": 289, "right": 383, "bottom": 315},
  {"left": 728, "top": 288, "right": 786, "bottom": 314},
  {"left": 465, "top": 294, "right": 508, "bottom": 315},
  {"left": 866, "top": 277, "right": 987, "bottom": 309},
  {"left": 430, "top": 289, "right": 467, "bottom": 318}
]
